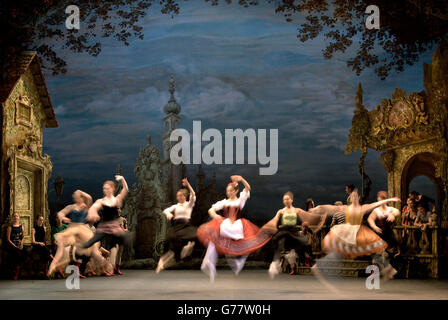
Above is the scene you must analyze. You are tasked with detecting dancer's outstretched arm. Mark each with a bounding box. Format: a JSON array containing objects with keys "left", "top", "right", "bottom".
[
  {"left": 309, "top": 205, "right": 346, "bottom": 217},
  {"left": 361, "top": 198, "right": 401, "bottom": 216},
  {"left": 115, "top": 175, "right": 129, "bottom": 207},
  {"left": 297, "top": 207, "right": 327, "bottom": 232}
]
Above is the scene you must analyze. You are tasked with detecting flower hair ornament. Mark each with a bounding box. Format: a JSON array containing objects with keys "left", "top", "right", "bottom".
[{"left": 228, "top": 181, "right": 238, "bottom": 189}]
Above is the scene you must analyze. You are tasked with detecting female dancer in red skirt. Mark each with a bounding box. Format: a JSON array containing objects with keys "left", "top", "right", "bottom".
[{"left": 197, "top": 175, "right": 277, "bottom": 282}]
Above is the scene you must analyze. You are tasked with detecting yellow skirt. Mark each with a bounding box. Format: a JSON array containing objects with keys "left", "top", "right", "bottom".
[{"left": 322, "top": 224, "right": 387, "bottom": 258}]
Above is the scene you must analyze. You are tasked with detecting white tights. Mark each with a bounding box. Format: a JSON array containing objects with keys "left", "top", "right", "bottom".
[{"left": 201, "top": 242, "right": 248, "bottom": 283}]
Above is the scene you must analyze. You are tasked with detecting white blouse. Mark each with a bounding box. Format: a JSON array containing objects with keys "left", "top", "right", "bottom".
[
  {"left": 212, "top": 189, "right": 250, "bottom": 240},
  {"left": 163, "top": 194, "right": 196, "bottom": 220},
  {"left": 212, "top": 189, "right": 250, "bottom": 212}
]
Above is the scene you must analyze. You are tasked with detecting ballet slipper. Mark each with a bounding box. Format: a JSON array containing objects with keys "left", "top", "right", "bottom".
[
  {"left": 200, "top": 260, "right": 216, "bottom": 283},
  {"left": 157, "top": 251, "right": 175, "bottom": 274},
  {"left": 180, "top": 241, "right": 195, "bottom": 260},
  {"left": 76, "top": 263, "right": 86, "bottom": 279},
  {"left": 58, "top": 267, "right": 66, "bottom": 279},
  {"left": 156, "top": 259, "right": 164, "bottom": 274},
  {"left": 268, "top": 260, "right": 280, "bottom": 280},
  {"left": 115, "top": 265, "right": 123, "bottom": 275},
  {"left": 380, "top": 265, "right": 397, "bottom": 282},
  {"left": 13, "top": 267, "right": 20, "bottom": 280},
  {"left": 86, "top": 264, "right": 96, "bottom": 276},
  {"left": 48, "top": 262, "right": 57, "bottom": 277},
  {"left": 304, "top": 257, "right": 311, "bottom": 267},
  {"left": 102, "top": 266, "right": 114, "bottom": 277}
]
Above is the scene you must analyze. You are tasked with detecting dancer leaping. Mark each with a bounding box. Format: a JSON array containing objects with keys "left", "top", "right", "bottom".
[
  {"left": 197, "top": 175, "right": 277, "bottom": 282},
  {"left": 156, "top": 178, "right": 197, "bottom": 273},
  {"left": 309, "top": 189, "right": 401, "bottom": 289},
  {"left": 81, "top": 175, "right": 131, "bottom": 276}
]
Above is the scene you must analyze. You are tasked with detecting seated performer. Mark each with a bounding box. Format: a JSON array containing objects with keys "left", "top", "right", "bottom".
[
  {"left": 197, "top": 175, "right": 277, "bottom": 282},
  {"left": 31, "top": 215, "right": 52, "bottom": 278},
  {"left": 268, "top": 191, "right": 311, "bottom": 279},
  {"left": 6, "top": 213, "right": 25, "bottom": 280},
  {"left": 156, "top": 178, "right": 197, "bottom": 273},
  {"left": 310, "top": 190, "right": 401, "bottom": 280}
]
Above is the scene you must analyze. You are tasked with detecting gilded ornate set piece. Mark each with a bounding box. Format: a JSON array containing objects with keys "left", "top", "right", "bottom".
[{"left": 345, "top": 41, "right": 448, "bottom": 278}]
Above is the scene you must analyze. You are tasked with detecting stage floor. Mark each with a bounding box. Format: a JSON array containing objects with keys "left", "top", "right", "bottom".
[{"left": 0, "top": 269, "right": 447, "bottom": 300}]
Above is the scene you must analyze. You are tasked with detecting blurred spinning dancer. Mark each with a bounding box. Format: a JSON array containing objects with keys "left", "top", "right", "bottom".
[
  {"left": 48, "top": 190, "right": 105, "bottom": 277},
  {"left": 156, "top": 178, "right": 197, "bottom": 273},
  {"left": 197, "top": 175, "right": 277, "bottom": 282},
  {"left": 310, "top": 190, "right": 401, "bottom": 283},
  {"left": 81, "top": 175, "right": 131, "bottom": 276}
]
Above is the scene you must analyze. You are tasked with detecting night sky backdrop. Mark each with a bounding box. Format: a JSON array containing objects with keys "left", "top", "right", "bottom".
[{"left": 42, "top": 1, "right": 437, "bottom": 219}]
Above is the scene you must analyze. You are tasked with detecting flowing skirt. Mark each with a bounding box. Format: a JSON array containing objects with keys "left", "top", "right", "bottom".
[
  {"left": 322, "top": 224, "right": 387, "bottom": 258},
  {"left": 197, "top": 217, "right": 277, "bottom": 256}
]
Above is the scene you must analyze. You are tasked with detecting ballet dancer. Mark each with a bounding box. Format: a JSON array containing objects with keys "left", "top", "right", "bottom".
[
  {"left": 48, "top": 190, "right": 106, "bottom": 276},
  {"left": 197, "top": 175, "right": 277, "bottom": 282},
  {"left": 309, "top": 189, "right": 401, "bottom": 288},
  {"left": 156, "top": 178, "right": 197, "bottom": 273},
  {"left": 81, "top": 175, "right": 131, "bottom": 275},
  {"left": 268, "top": 191, "right": 311, "bottom": 279}
]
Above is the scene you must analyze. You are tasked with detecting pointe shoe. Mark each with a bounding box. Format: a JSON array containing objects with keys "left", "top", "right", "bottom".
[
  {"left": 58, "top": 267, "right": 66, "bottom": 279},
  {"left": 102, "top": 265, "right": 114, "bottom": 277},
  {"left": 102, "top": 269, "right": 114, "bottom": 277},
  {"left": 86, "top": 265, "right": 96, "bottom": 276},
  {"left": 47, "top": 262, "right": 57, "bottom": 277},
  {"left": 201, "top": 261, "right": 216, "bottom": 283},
  {"left": 380, "top": 265, "right": 397, "bottom": 281},
  {"left": 156, "top": 260, "right": 164, "bottom": 274},
  {"left": 13, "top": 267, "right": 20, "bottom": 280},
  {"left": 115, "top": 265, "right": 123, "bottom": 275},
  {"left": 180, "top": 241, "right": 195, "bottom": 260},
  {"left": 268, "top": 261, "right": 280, "bottom": 280},
  {"left": 76, "top": 263, "right": 86, "bottom": 279},
  {"left": 304, "top": 257, "right": 311, "bottom": 267}
]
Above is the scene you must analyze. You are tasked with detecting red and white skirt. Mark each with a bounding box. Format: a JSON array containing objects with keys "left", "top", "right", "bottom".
[
  {"left": 197, "top": 217, "right": 277, "bottom": 256},
  {"left": 322, "top": 224, "right": 387, "bottom": 258}
]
